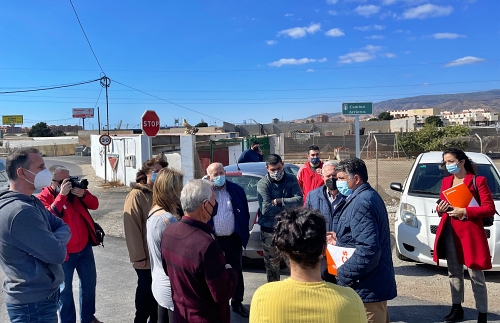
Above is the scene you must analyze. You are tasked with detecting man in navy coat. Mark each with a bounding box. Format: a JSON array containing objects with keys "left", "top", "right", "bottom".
[{"left": 206, "top": 162, "right": 250, "bottom": 318}]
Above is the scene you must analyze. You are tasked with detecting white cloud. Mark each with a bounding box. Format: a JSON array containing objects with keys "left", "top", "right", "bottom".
[
  {"left": 402, "top": 4, "right": 453, "bottom": 19},
  {"left": 355, "top": 24, "right": 385, "bottom": 31},
  {"left": 355, "top": 5, "right": 380, "bottom": 17},
  {"left": 328, "top": 10, "right": 338, "bottom": 15},
  {"left": 326, "top": 0, "right": 338, "bottom": 4},
  {"left": 366, "top": 35, "right": 385, "bottom": 39},
  {"left": 445, "top": 56, "right": 486, "bottom": 67},
  {"left": 385, "top": 52, "right": 397, "bottom": 58},
  {"left": 432, "top": 32, "right": 465, "bottom": 39},
  {"left": 338, "top": 51, "right": 376, "bottom": 64},
  {"left": 394, "top": 29, "right": 410, "bottom": 33},
  {"left": 284, "top": 13, "right": 294, "bottom": 17},
  {"left": 363, "top": 45, "right": 382, "bottom": 52},
  {"left": 325, "top": 28, "right": 345, "bottom": 37},
  {"left": 306, "top": 69, "right": 315, "bottom": 72},
  {"left": 268, "top": 57, "right": 327, "bottom": 67},
  {"left": 266, "top": 40, "right": 278, "bottom": 45},
  {"left": 277, "top": 23, "right": 321, "bottom": 38},
  {"left": 381, "top": 0, "right": 398, "bottom": 4}
]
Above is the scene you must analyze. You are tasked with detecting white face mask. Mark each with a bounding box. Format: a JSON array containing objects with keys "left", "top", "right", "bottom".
[{"left": 24, "top": 168, "right": 53, "bottom": 189}]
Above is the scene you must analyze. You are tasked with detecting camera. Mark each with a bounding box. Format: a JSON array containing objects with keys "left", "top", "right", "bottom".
[{"left": 68, "top": 176, "right": 89, "bottom": 190}]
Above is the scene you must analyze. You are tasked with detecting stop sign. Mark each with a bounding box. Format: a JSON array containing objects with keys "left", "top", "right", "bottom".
[{"left": 141, "top": 110, "right": 160, "bottom": 137}]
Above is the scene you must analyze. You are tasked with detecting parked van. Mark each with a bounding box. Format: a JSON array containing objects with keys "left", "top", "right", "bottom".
[{"left": 390, "top": 151, "right": 500, "bottom": 270}]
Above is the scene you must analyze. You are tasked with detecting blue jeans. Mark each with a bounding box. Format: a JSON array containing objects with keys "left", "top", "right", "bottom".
[
  {"left": 6, "top": 290, "right": 59, "bottom": 323},
  {"left": 60, "top": 243, "right": 97, "bottom": 323}
]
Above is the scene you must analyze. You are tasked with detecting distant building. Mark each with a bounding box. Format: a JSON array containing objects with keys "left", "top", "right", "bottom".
[
  {"left": 441, "top": 109, "right": 498, "bottom": 126},
  {"left": 389, "top": 108, "right": 442, "bottom": 127},
  {"left": 316, "top": 114, "right": 329, "bottom": 123},
  {"left": 49, "top": 124, "right": 82, "bottom": 133},
  {"left": 0, "top": 126, "right": 23, "bottom": 134},
  {"left": 272, "top": 118, "right": 280, "bottom": 124}
]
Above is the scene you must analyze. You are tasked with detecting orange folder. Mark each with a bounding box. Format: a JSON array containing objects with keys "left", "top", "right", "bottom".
[{"left": 442, "top": 182, "right": 479, "bottom": 208}]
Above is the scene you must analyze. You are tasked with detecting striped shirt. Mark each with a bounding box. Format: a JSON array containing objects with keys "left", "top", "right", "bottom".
[{"left": 214, "top": 185, "right": 235, "bottom": 237}]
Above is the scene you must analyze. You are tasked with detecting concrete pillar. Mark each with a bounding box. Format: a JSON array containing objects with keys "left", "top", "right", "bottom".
[{"left": 180, "top": 135, "right": 196, "bottom": 184}]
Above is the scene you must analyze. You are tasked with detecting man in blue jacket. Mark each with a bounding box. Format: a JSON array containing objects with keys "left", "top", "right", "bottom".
[
  {"left": 237, "top": 140, "right": 263, "bottom": 163},
  {"left": 206, "top": 162, "right": 250, "bottom": 318},
  {"left": 305, "top": 160, "right": 344, "bottom": 283},
  {"left": 333, "top": 157, "right": 397, "bottom": 323},
  {"left": 0, "top": 147, "right": 71, "bottom": 323}
]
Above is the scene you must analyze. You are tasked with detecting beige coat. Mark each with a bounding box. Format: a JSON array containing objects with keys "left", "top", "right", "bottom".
[{"left": 123, "top": 183, "right": 153, "bottom": 269}]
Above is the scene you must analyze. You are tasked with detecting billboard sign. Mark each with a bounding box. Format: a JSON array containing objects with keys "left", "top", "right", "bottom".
[
  {"left": 72, "top": 108, "right": 94, "bottom": 118},
  {"left": 2, "top": 115, "right": 23, "bottom": 124}
]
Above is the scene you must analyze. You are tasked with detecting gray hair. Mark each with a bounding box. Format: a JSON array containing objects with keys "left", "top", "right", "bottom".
[
  {"left": 6, "top": 147, "right": 40, "bottom": 181},
  {"left": 48, "top": 165, "right": 69, "bottom": 177},
  {"left": 180, "top": 179, "right": 214, "bottom": 213},
  {"left": 206, "top": 162, "right": 223, "bottom": 175},
  {"left": 322, "top": 160, "right": 339, "bottom": 175}
]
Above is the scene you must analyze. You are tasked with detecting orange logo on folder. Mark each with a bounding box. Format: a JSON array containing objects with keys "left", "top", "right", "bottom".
[
  {"left": 442, "top": 182, "right": 479, "bottom": 208},
  {"left": 326, "top": 245, "right": 356, "bottom": 276}
]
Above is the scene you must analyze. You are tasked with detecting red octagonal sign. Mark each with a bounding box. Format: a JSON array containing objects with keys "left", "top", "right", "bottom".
[{"left": 141, "top": 110, "right": 160, "bottom": 137}]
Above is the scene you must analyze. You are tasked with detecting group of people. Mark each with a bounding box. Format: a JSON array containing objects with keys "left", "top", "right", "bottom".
[{"left": 0, "top": 145, "right": 494, "bottom": 323}]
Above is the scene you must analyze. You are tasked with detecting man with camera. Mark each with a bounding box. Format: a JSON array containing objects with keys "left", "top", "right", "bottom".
[{"left": 38, "top": 165, "right": 102, "bottom": 323}]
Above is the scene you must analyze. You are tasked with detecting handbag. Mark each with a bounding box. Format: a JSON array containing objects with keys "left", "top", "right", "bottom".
[
  {"left": 472, "top": 175, "right": 496, "bottom": 227},
  {"left": 80, "top": 198, "right": 105, "bottom": 247}
]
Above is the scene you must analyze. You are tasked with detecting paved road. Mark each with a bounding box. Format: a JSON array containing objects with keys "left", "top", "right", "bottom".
[{"left": 1, "top": 156, "right": 500, "bottom": 322}]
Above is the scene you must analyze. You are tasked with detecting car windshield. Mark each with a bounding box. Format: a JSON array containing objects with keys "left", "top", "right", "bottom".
[
  {"left": 408, "top": 163, "right": 500, "bottom": 199},
  {"left": 226, "top": 174, "right": 261, "bottom": 202}
]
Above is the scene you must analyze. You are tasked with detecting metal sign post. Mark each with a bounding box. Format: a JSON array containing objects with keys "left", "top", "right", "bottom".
[{"left": 342, "top": 102, "right": 373, "bottom": 158}]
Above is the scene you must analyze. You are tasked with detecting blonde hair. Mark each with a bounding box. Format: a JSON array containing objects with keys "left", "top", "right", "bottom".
[{"left": 152, "top": 168, "right": 184, "bottom": 219}]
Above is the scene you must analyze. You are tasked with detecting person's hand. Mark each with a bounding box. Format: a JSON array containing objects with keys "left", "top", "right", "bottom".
[
  {"left": 448, "top": 207, "right": 466, "bottom": 219},
  {"left": 326, "top": 231, "right": 337, "bottom": 246},
  {"left": 134, "top": 260, "right": 146, "bottom": 268},
  {"left": 316, "top": 168, "right": 322, "bottom": 175},
  {"left": 257, "top": 147, "right": 263, "bottom": 155},
  {"left": 59, "top": 179, "right": 72, "bottom": 196},
  {"left": 71, "top": 187, "right": 85, "bottom": 198},
  {"left": 437, "top": 200, "right": 452, "bottom": 214}
]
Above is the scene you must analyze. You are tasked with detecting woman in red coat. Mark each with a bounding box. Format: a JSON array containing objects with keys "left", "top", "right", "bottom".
[{"left": 434, "top": 148, "right": 494, "bottom": 323}]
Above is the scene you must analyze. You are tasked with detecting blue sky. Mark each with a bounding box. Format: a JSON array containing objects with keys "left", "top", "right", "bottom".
[{"left": 0, "top": 0, "right": 499, "bottom": 129}]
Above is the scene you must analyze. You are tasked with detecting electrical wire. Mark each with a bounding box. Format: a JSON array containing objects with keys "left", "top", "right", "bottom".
[
  {"left": 111, "top": 79, "right": 226, "bottom": 123},
  {"left": 0, "top": 78, "right": 102, "bottom": 94},
  {"left": 69, "top": 0, "right": 105, "bottom": 74}
]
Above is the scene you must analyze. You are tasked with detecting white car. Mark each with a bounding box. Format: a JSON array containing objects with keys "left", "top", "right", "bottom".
[
  {"left": 224, "top": 162, "right": 300, "bottom": 260},
  {"left": 390, "top": 151, "right": 500, "bottom": 270}
]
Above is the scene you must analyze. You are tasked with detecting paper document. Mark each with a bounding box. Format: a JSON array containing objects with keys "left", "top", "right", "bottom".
[
  {"left": 442, "top": 182, "right": 479, "bottom": 208},
  {"left": 326, "top": 245, "right": 356, "bottom": 276}
]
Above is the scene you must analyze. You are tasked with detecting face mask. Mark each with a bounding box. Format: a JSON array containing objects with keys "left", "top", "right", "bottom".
[
  {"left": 252, "top": 146, "right": 260, "bottom": 152},
  {"left": 213, "top": 175, "right": 225, "bottom": 187},
  {"left": 336, "top": 180, "right": 352, "bottom": 196},
  {"left": 205, "top": 200, "right": 219, "bottom": 218},
  {"left": 151, "top": 172, "right": 158, "bottom": 183},
  {"left": 446, "top": 163, "right": 460, "bottom": 175},
  {"left": 325, "top": 178, "right": 337, "bottom": 191},
  {"left": 269, "top": 170, "right": 284, "bottom": 182},
  {"left": 24, "top": 168, "right": 53, "bottom": 189},
  {"left": 310, "top": 157, "right": 320, "bottom": 165}
]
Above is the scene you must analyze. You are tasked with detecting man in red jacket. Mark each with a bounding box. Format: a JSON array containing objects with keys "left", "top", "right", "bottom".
[
  {"left": 38, "top": 165, "right": 102, "bottom": 323},
  {"left": 297, "top": 145, "right": 324, "bottom": 204}
]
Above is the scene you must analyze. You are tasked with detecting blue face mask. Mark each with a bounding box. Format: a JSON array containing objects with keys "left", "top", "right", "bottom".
[
  {"left": 336, "top": 180, "right": 352, "bottom": 196},
  {"left": 151, "top": 172, "right": 158, "bottom": 183},
  {"left": 446, "top": 163, "right": 460, "bottom": 174},
  {"left": 310, "top": 157, "right": 320, "bottom": 165},
  {"left": 213, "top": 175, "right": 226, "bottom": 187}
]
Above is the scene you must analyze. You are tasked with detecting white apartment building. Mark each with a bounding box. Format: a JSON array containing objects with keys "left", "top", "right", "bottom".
[{"left": 441, "top": 109, "right": 499, "bottom": 126}]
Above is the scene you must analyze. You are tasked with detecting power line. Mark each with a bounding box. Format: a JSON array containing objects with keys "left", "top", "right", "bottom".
[
  {"left": 111, "top": 79, "right": 226, "bottom": 123},
  {"left": 0, "top": 78, "right": 102, "bottom": 94},
  {"left": 69, "top": 0, "right": 105, "bottom": 74}
]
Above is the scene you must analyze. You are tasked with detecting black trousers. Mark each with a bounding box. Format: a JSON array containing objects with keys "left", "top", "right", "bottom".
[
  {"left": 158, "top": 305, "right": 174, "bottom": 323},
  {"left": 217, "top": 233, "right": 244, "bottom": 305},
  {"left": 134, "top": 268, "right": 158, "bottom": 323}
]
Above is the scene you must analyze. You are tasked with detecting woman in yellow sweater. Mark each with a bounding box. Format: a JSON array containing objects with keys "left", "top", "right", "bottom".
[{"left": 250, "top": 207, "right": 367, "bottom": 323}]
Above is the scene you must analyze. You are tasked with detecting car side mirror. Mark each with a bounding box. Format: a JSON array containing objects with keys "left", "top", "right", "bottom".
[{"left": 390, "top": 182, "right": 403, "bottom": 192}]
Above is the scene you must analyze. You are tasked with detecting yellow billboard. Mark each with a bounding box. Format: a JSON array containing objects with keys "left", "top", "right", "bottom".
[{"left": 2, "top": 115, "right": 23, "bottom": 124}]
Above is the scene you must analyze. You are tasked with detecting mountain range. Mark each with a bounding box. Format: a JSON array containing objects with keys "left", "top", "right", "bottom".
[{"left": 301, "top": 89, "right": 500, "bottom": 122}]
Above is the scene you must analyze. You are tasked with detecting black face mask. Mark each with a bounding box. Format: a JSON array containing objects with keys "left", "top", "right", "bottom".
[
  {"left": 205, "top": 200, "right": 219, "bottom": 218},
  {"left": 252, "top": 146, "right": 260, "bottom": 152},
  {"left": 325, "top": 178, "right": 337, "bottom": 191}
]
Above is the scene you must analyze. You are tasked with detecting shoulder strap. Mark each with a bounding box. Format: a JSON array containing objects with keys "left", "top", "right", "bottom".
[
  {"left": 472, "top": 175, "right": 499, "bottom": 215},
  {"left": 147, "top": 207, "right": 165, "bottom": 220}
]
